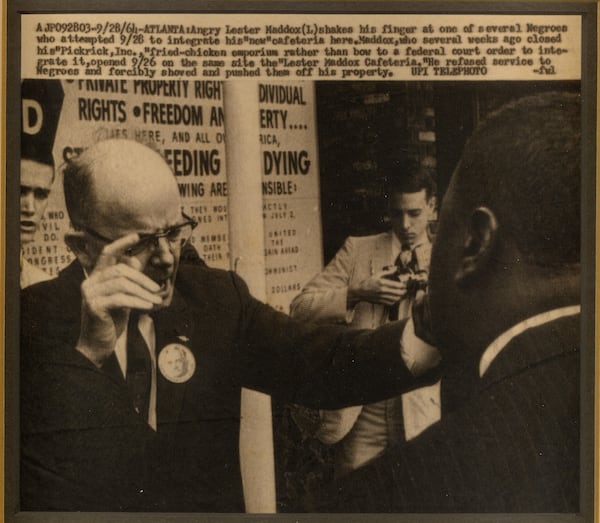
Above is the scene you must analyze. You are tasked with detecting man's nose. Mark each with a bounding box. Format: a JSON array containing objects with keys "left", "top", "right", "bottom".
[
  {"left": 150, "top": 236, "right": 175, "bottom": 266},
  {"left": 401, "top": 213, "right": 411, "bottom": 230},
  {"left": 21, "top": 192, "right": 35, "bottom": 214}
]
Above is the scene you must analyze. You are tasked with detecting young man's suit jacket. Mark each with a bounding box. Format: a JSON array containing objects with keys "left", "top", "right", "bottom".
[
  {"left": 291, "top": 232, "right": 402, "bottom": 330},
  {"left": 20, "top": 260, "right": 417, "bottom": 512},
  {"left": 290, "top": 232, "right": 437, "bottom": 475}
]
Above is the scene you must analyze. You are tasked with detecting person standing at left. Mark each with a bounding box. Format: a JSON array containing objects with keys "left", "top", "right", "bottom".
[{"left": 20, "top": 79, "right": 63, "bottom": 288}]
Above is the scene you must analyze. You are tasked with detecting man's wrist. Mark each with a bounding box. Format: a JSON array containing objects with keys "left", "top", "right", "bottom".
[
  {"left": 346, "top": 286, "right": 363, "bottom": 309},
  {"left": 400, "top": 317, "right": 441, "bottom": 376}
]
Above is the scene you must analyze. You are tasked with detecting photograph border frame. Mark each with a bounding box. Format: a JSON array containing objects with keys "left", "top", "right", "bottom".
[{"left": 4, "top": 1, "right": 597, "bottom": 522}]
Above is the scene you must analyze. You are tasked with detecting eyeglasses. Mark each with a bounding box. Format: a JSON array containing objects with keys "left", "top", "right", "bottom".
[{"left": 82, "top": 212, "right": 198, "bottom": 257}]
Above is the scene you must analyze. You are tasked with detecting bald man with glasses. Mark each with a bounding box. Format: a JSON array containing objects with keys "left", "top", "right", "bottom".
[{"left": 20, "top": 139, "right": 440, "bottom": 512}]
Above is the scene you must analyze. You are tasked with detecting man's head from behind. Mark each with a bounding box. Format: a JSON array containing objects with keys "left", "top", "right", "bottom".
[
  {"left": 429, "top": 92, "right": 581, "bottom": 354},
  {"left": 384, "top": 161, "right": 437, "bottom": 248},
  {"left": 63, "top": 139, "right": 187, "bottom": 309}
]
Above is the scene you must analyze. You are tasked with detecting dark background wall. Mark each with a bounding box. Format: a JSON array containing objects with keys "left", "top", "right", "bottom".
[{"left": 315, "top": 80, "right": 580, "bottom": 263}]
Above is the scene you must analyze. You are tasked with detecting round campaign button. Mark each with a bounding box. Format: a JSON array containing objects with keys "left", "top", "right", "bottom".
[{"left": 158, "top": 343, "right": 196, "bottom": 383}]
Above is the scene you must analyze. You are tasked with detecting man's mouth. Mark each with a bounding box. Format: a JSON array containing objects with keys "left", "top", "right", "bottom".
[
  {"left": 153, "top": 276, "right": 173, "bottom": 297},
  {"left": 146, "top": 266, "right": 178, "bottom": 307},
  {"left": 20, "top": 220, "right": 37, "bottom": 232}
]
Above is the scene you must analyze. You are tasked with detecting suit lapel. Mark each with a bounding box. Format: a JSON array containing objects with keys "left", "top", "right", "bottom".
[
  {"left": 373, "top": 232, "right": 393, "bottom": 271},
  {"left": 414, "top": 241, "right": 432, "bottom": 272},
  {"left": 38, "top": 262, "right": 131, "bottom": 389},
  {"left": 371, "top": 233, "right": 393, "bottom": 324}
]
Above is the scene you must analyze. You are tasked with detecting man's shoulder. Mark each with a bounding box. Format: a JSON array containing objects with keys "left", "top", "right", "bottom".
[
  {"left": 21, "top": 259, "right": 52, "bottom": 288},
  {"left": 345, "top": 232, "right": 391, "bottom": 248},
  {"left": 176, "top": 262, "right": 235, "bottom": 288},
  {"left": 21, "top": 263, "right": 84, "bottom": 351},
  {"left": 22, "top": 261, "right": 82, "bottom": 308},
  {"left": 348, "top": 232, "right": 390, "bottom": 242},
  {"left": 175, "top": 262, "right": 249, "bottom": 306}
]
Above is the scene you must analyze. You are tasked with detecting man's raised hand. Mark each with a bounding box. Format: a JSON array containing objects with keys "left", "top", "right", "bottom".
[{"left": 76, "top": 233, "right": 162, "bottom": 367}]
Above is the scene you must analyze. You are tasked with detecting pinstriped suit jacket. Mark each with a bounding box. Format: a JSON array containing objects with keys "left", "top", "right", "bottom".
[{"left": 322, "top": 313, "right": 580, "bottom": 512}]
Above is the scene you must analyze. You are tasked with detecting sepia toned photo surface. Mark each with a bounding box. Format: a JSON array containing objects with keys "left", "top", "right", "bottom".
[{"left": 5, "top": 2, "right": 597, "bottom": 522}]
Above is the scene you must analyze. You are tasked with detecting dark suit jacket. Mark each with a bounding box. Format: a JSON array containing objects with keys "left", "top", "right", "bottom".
[
  {"left": 321, "top": 313, "right": 580, "bottom": 512},
  {"left": 20, "top": 260, "right": 418, "bottom": 512}
]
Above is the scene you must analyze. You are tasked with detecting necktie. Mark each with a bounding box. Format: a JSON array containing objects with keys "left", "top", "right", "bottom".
[
  {"left": 410, "top": 248, "right": 419, "bottom": 273},
  {"left": 397, "top": 246, "right": 413, "bottom": 270},
  {"left": 126, "top": 312, "right": 152, "bottom": 421},
  {"left": 389, "top": 246, "right": 417, "bottom": 321}
]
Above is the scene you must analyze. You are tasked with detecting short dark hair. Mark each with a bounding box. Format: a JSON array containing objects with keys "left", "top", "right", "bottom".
[
  {"left": 20, "top": 157, "right": 56, "bottom": 185},
  {"left": 453, "top": 91, "right": 580, "bottom": 266},
  {"left": 383, "top": 158, "right": 437, "bottom": 201}
]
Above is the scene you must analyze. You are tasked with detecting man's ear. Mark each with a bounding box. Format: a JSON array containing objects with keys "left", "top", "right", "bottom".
[
  {"left": 455, "top": 206, "right": 498, "bottom": 286},
  {"left": 427, "top": 195, "right": 437, "bottom": 211},
  {"left": 427, "top": 196, "right": 438, "bottom": 221},
  {"left": 64, "top": 231, "right": 95, "bottom": 271}
]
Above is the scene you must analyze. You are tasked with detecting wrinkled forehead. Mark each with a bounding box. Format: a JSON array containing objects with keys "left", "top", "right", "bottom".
[{"left": 20, "top": 159, "right": 54, "bottom": 188}]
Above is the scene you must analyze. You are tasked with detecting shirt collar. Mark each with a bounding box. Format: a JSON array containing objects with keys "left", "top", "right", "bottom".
[
  {"left": 479, "top": 305, "right": 581, "bottom": 377},
  {"left": 391, "top": 233, "right": 427, "bottom": 262}
]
